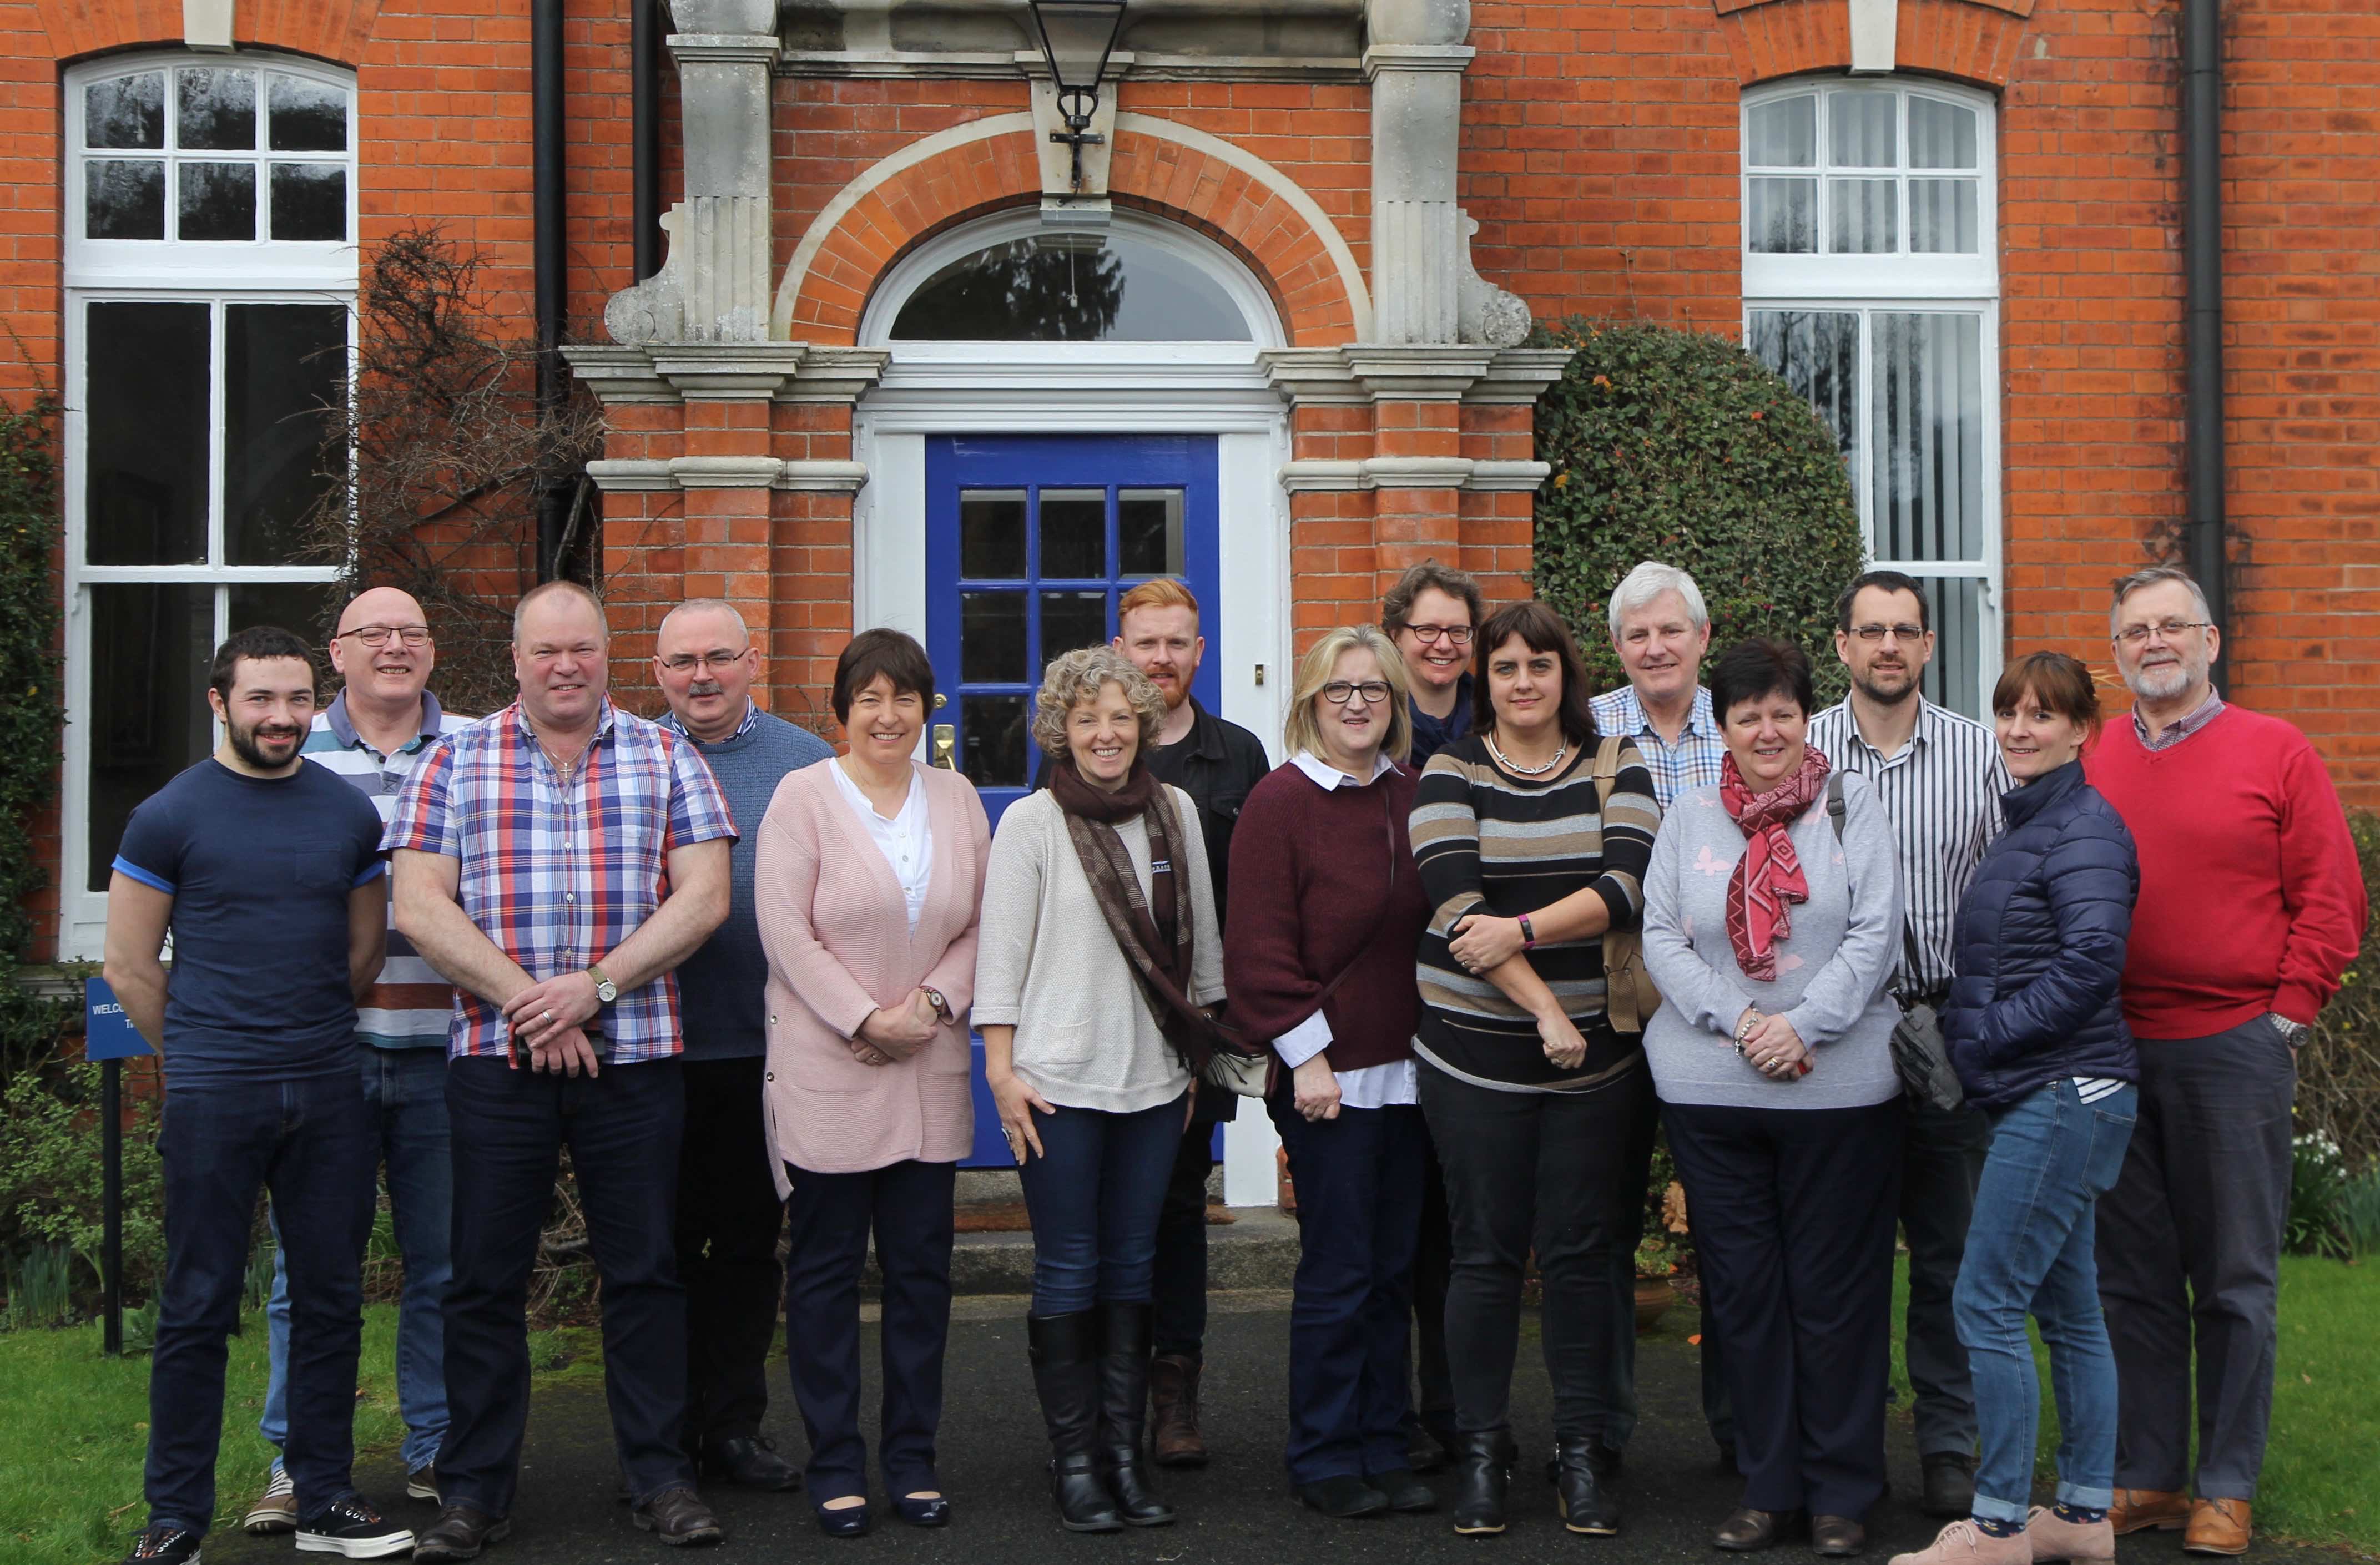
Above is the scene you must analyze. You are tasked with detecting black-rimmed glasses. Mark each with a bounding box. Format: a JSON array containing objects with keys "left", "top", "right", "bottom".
[
  {"left": 1322, "top": 680, "right": 1393, "bottom": 706},
  {"left": 334, "top": 624, "right": 431, "bottom": 648}
]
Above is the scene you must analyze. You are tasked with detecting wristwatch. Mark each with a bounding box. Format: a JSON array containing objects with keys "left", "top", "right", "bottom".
[
  {"left": 588, "top": 964, "right": 618, "bottom": 1004},
  {"left": 922, "top": 986, "right": 952, "bottom": 1022},
  {"left": 2267, "top": 1012, "right": 2309, "bottom": 1047},
  {"left": 1517, "top": 915, "right": 1537, "bottom": 952}
]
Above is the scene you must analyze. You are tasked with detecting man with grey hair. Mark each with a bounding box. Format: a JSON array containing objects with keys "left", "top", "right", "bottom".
[
  {"left": 2085, "top": 567, "right": 2366, "bottom": 1556},
  {"left": 652, "top": 599, "right": 833, "bottom": 1490}
]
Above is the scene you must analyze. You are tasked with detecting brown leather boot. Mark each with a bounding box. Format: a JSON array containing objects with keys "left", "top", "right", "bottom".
[
  {"left": 1147, "top": 1352, "right": 1208, "bottom": 1468},
  {"left": 2109, "top": 1490, "right": 2191, "bottom": 1536},
  {"left": 2183, "top": 1498, "right": 2251, "bottom": 1557}
]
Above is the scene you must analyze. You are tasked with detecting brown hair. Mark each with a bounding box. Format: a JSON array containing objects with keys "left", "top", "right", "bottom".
[
  {"left": 1991, "top": 650, "right": 2102, "bottom": 736},
  {"left": 1380, "top": 559, "right": 1485, "bottom": 638},
  {"left": 1470, "top": 600, "right": 1599, "bottom": 748},
  {"left": 831, "top": 628, "right": 936, "bottom": 725}
]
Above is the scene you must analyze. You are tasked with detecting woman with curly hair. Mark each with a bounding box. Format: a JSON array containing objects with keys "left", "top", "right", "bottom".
[{"left": 975, "top": 645, "right": 1227, "bottom": 1534}]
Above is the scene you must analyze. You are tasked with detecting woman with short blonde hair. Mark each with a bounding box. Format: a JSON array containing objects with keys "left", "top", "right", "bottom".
[{"left": 1281, "top": 626, "right": 1414, "bottom": 768}]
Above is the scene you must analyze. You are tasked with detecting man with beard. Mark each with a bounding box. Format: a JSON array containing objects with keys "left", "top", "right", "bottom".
[
  {"left": 1034, "top": 577, "right": 1269, "bottom": 1466},
  {"left": 652, "top": 599, "right": 832, "bottom": 1491},
  {"left": 391, "top": 582, "right": 736, "bottom": 1559},
  {"left": 2085, "top": 567, "right": 2365, "bottom": 1556},
  {"left": 105, "top": 626, "right": 413, "bottom": 1565},
  {"left": 242, "top": 588, "right": 474, "bottom": 1536},
  {"left": 1807, "top": 569, "right": 2009, "bottom": 1520}
]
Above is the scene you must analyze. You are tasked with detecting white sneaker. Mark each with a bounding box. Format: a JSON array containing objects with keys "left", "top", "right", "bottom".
[
  {"left": 293, "top": 1496, "right": 415, "bottom": 1559},
  {"left": 240, "top": 1467, "right": 296, "bottom": 1535}
]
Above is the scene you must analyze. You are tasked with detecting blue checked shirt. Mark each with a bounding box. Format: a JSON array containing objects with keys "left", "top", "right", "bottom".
[
  {"left": 384, "top": 698, "right": 737, "bottom": 1064},
  {"left": 1590, "top": 684, "right": 1727, "bottom": 809}
]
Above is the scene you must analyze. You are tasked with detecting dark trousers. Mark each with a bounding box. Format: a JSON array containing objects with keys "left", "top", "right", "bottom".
[
  {"left": 440, "top": 1056, "right": 690, "bottom": 1515},
  {"left": 1016, "top": 1095, "right": 1187, "bottom": 1317},
  {"left": 147, "top": 1077, "right": 377, "bottom": 1533},
  {"left": 784, "top": 1158, "right": 956, "bottom": 1503},
  {"left": 1602, "top": 1081, "right": 1661, "bottom": 1450},
  {"left": 1410, "top": 1135, "right": 1455, "bottom": 1430},
  {"left": 1900, "top": 1096, "right": 1990, "bottom": 1458},
  {"left": 1419, "top": 1062, "right": 1652, "bottom": 1440},
  {"left": 2097, "top": 1017, "right": 2296, "bottom": 1500},
  {"left": 1666, "top": 1097, "right": 1903, "bottom": 1520},
  {"left": 674, "top": 1056, "right": 786, "bottom": 1451},
  {"left": 1151, "top": 1118, "right": 1216, "bottom": 1359},
  {"left": 1270, "top": 1095, "right": 1428, "bottom": 1483}
]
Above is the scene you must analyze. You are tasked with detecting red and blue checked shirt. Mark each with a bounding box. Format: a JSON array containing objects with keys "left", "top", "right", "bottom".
[{"left": 383, "top": 698, "right": 737, "bottom": 1064}]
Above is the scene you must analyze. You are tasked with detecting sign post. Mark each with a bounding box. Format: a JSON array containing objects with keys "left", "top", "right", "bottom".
[{"left": 84, "top": 977, "right": 153, "bottom": 1355}]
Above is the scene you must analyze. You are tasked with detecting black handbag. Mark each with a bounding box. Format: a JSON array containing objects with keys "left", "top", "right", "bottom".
[{"left": 1824, "top": 775, "right": 1965, "bottom": 1113}]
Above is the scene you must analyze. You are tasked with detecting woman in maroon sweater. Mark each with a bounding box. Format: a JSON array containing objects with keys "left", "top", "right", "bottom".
[{"left": 1224, "top": 625, "right": 1436, "bottom": 1522}]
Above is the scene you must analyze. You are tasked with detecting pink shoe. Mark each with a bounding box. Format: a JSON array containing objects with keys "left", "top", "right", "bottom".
[
  {"left": 1889, "top": 1519, "right": 2033, "bottom": 1565},
  {"left": 2025, "top": 1506, "right": 2115, "bottom": 1563}
]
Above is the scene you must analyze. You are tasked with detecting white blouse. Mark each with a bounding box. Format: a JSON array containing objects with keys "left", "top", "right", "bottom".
[{"left": 830, "top": 759, "right": 934, "bottom": 934}]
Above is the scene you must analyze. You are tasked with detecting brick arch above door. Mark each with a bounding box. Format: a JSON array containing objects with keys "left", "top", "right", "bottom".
[
  {"left": 772, "top": 112, "right": 1374, "bottom": 347},
  {"left": 41, "top": 0, "right": 381, "bottom": 64},
  {"left": 1715, "top": 0, "right": 2033, "bottom": 87}
]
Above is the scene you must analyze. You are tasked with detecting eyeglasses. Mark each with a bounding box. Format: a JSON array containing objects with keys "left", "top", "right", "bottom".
[
  {"left": 1402, "top": 623, "right": 1473, "bottom": 645},
  {"left": 1322, "top": 680, "right": 1393, "bottom": 706},
  {"left": 2112, "top": 619, "right": 2211, "bottom": 647},
  {"left": 1848, "top": 623, "right": 1926, "bottom": 644},
  {"left": 659, "top": 650, "right": 749, "bottom": 673},
  {"left": 334, "top": 624, "right": 431, "bottom": 648}
]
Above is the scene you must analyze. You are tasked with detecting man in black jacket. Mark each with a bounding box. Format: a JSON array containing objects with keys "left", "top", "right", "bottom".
[{"left": 1036, "top": 577, "right": 1269, "bottom": 1465}]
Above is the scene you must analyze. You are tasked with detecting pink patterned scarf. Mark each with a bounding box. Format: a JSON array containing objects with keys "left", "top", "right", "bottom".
[{"left": 1718, "top": 745, "right": 1832, "bottom": 981}]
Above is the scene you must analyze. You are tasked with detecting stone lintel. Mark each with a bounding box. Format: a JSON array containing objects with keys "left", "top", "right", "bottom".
[
  {"left": 1361, "top": 42, "right": 1476, "bottom": 79},
  {"left": 1278, "top": 456, "right": 1555, "bottom": 494},
  {"left": 670, "top": 455, "right": 783, "bottom": 488},
  {"left": 1464, "top": 347, "right": 1579, "bottom": 405},
  {"left": 667, "top": 32, "right": 783, "bottom": 65}
]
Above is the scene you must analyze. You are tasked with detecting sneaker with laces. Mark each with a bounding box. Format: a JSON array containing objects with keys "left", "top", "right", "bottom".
[
  {"left": 242, "top": 1466, "right": 298, "bottom": 1534},
  {"left": 120, "top": 1524, "right": 203, "bottom": 1563},
  {"left": 294, "top": 1496, "right": 416, "bottom": 1559}
]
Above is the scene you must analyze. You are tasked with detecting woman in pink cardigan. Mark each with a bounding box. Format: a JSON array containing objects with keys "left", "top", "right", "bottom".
[{"left": 755, "top": 629, "right": 991, "bottom": 1538}]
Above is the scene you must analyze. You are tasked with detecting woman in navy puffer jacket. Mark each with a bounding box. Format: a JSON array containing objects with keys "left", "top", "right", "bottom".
[{"left": 1893, "top": 653, "right": 2140, "bottom": 1565}]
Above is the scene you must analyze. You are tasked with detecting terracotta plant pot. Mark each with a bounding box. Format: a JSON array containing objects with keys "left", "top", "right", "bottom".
[{"left": 1633, "top": 1276, "right": 1676, "bottom": 1332}]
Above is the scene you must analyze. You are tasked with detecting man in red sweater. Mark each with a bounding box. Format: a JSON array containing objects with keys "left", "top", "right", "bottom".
[{"left": 2083, "top": 567, "right": 2368, "bottom": 1558}]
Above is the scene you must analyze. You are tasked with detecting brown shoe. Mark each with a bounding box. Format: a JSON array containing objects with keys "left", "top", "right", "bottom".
[
  {"left": 2184, "top": 1498, "right": 2251, "bottom": 1557},
  {"left": 2109, "top": 1490, "right": 2191, "bottom": 1536},
  {"left": 1147, "top": 1352, "right": 1208, "bottom": 1468},
  {"left": 1716, "top": 1507, "right": 1808, "bottom": 1551},
  {"left": 1813, "top": 1514, "right": 1868, "bottom": 1557}
]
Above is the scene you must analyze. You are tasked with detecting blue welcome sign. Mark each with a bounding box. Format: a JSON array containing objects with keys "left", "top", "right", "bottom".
[{"left": 85, "top": 976, "right": 155, "bottom": 1061}]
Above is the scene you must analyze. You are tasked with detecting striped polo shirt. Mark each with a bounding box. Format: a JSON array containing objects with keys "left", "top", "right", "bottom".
[{"left": 304, "top": 691, "right": 473, "bottom": 1049}]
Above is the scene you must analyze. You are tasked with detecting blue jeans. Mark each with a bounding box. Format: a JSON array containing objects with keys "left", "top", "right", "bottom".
[
  {"left": 147, "top": 1075, "right": 377, "bottom": 1533},
  {"left": 1015, "top": 1095, "right": 1187, "bottom": 1317},
  {"left": 263, "top": 1044, "right": 453, "bottom": 1475},
  {"left": 1955, "top": 1080, "right": 2138, "bottom": 1524}
]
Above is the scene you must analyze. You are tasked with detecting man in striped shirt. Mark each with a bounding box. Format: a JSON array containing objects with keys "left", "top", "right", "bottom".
[
  {"left": 1808, "top": 569, "right": 2010, "bottom": 1522},
  {"left": 245, "top": 587, "right": 472, "bottom": 1536}
]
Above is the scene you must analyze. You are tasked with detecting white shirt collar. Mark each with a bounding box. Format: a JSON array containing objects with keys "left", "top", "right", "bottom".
[{"left": 1290, "top": 748, "right": 1396, "bottom": 790}]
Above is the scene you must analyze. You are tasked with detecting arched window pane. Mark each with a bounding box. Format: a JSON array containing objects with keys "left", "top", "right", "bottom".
[{"left": 891, "top": 230, "right": 1253, "bottom": 342}]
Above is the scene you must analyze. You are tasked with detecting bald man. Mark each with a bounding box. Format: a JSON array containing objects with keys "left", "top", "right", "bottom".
[
  {"left": 245, "top": 587, "right": 474, "bottom": 1537},
  {"left": 651, "top": 599, "right": 832, "bottom": 1489}
]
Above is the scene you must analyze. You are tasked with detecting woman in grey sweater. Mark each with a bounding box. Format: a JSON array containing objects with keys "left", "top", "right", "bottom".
[
  {"left": 975, "top": 646, "right": 1225, "bottom": 1534},
  {"left": 1640, "top": 638, "right": 1905, "bottom": 1558}
]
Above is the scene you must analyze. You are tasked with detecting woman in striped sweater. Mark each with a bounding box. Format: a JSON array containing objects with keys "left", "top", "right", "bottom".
[{"left": 1409, "top": 599, "right": 1662, "bottom": 1539}]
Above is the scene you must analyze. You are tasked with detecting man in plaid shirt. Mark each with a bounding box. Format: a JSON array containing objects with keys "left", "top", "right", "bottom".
[{"left": 387, "top": 582, "right": 736, "bottom": 1559}]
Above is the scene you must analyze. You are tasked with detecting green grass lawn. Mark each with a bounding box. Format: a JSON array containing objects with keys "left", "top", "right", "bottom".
[
  {"left": 0, "top": 1304, "right": 602, "bottom": 1565},
  {"left": 1875, "top": 1254, "right": 2380, "bottom": 1553}
]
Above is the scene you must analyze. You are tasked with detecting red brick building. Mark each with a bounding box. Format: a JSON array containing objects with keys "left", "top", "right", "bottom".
[{"left": 6, "top": 0, "right": 2374, "bottom": 1021}]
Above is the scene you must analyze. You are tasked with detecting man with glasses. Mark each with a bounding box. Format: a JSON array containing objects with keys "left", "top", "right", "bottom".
[
  {"left": 652, "top": 599, "right": 832, "bottom": 1491},
  {"left": 243, "top": 589, "right": 473, "bottom": 1537},
  {"left": 1384, "top": 561, "right": 1485, "bottom": 766},
  {"left": 2085, "top": 567, "right": 2366, "bottom": 1556},
  {"left": 1808, "top": 568, "right": 2009, "bottom": 1519}
]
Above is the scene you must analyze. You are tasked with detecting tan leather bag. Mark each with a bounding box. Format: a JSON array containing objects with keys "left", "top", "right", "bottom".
[{"left": 1591, "top": 735, "right": 1664, "bottom": 1034}]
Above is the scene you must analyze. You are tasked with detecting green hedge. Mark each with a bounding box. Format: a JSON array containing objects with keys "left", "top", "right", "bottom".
[
  {"left": 2299, "top": 811, "right": 2380, "bottom": 1173},
  {"left": 1530, "top": 319, "right": 1867, "bottom": 703}
]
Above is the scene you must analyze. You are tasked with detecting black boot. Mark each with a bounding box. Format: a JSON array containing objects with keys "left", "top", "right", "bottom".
[
  {"left": 1028, "top": 1312, "right": 1123, "bottom": 1533},
  {"left": 1093, "top": 1302, "right": 1177, "bottom": 1527},
  {"left": 1552, "top": 1434, "right": 1621, "bottom": 1535},
  {"left": 1450, "top": 1430, "right": 1514, "bottom": 1537}
]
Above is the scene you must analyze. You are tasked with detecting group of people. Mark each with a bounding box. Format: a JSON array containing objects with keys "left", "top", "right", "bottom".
[{"left": 102, "top": 553, "right": 2364, "bottom": 1565}]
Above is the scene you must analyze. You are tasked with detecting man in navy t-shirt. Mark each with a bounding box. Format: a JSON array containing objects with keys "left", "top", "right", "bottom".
[{"left": 102, "top": 625, "right": 414, "bottom": 1565}]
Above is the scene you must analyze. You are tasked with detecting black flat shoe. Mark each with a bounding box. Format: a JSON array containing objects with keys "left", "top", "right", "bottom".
[
  {"left": 1553, "top": 1435, "right": 1622, "bottom": 1536},
  {"left": 1450, "top": 1430, "right": 1514, "bottom": 1537},
  {"left": 813, "top": 1499, "right": 871, "bottom": 1538},
  {"left": 1920, "top": 1455, "right": 1976, "bottom": 1521},
  {"left": 1811, "top": 1515, "right": 1866, "bottom": 1557},
  {"left": 893, "top": 1492, "right": 951, "bottom": 1528},
  {"left": 1411, "top": 1411, "right": 1460, "bottom": 1475},
  {"left": 1294, "top": 1475, "right": 1390, "bottom": 1518},
  {"left": 1715, "top": 1506, "right": 1808, "bottom": 1552},
  {"left": 1369, "top": 1467, "right": 1439, "bottom": 1514},
  {"left": 702, "top": 1435, "right": 800, "bottom": 1492}
]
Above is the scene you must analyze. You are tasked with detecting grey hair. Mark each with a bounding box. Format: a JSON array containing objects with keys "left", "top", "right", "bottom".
[
  {"left": 1607, "top": 560, "right": 1710, "bottom": 640},
  {"left": 657, "top": 598, "right": 750, "bottom": 646},
  {"left": 512, "top": 579, "right": 607, "bottom": 644},
  {"left": 1031, "top": 645, "right": 1167, "bottom": 761},
  {"left": 2109, "top": 567, "right": 2212, "bottom": 635}
]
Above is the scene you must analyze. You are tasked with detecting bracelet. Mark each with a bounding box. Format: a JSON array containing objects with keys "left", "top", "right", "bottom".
[
  {"left": 1517, "top": 914, "right": 1537, "bottom": 952},
  {"left": 1732, "top": 1012, "right": 1761, "bottom": 1057}
]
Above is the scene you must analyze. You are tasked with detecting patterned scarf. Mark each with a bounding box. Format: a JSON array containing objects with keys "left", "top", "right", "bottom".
[{"left": 1718, "top": 745, "right": 1833, "bottom": 981}]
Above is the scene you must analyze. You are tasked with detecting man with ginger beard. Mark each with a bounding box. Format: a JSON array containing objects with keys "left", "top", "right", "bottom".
[
  {"left": 652, "top": 598, "right": 831, "bottom": 1490},
  {"left": 105, "top": 625, "right": 411, "bottom": 1565}
]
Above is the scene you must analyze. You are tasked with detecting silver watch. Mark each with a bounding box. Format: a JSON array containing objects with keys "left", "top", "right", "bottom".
[
  {"left": 589, "top": 965, "right": 618, "bottom": 1004},
  {"left": 2267, "top": 1012, "right": 2309, "bottom": 1046}
]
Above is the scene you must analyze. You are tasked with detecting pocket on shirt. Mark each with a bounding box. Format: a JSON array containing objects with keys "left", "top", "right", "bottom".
[
  {"left": 1020, "top": 1020, "right": 1098, "bottom": 1069},
  {"left": 288, "top": 840, "right": 349, "bottom": 893}
]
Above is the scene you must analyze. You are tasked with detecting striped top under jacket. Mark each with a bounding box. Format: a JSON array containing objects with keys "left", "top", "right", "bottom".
[
  {"left": 1410, "top": 733, "right": 1662, "bottom": 1092},
  {"left": 304, "top": 693, "right": 473, "bottom": 1050}
]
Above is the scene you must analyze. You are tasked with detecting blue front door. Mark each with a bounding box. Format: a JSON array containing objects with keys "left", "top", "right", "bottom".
[{"left": 925, "top": 433, "right": 1223, "bottom": 1165}]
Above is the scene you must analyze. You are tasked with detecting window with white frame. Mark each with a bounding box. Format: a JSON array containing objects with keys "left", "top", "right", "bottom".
[
  {"left": 63, "top": 54, "right": 357, "bottom": 956},
  {"left": 1741, "top": 79, "right": 2000, "bottom": 718}
]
